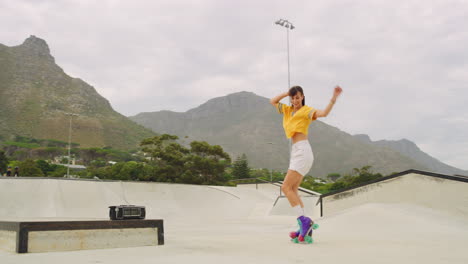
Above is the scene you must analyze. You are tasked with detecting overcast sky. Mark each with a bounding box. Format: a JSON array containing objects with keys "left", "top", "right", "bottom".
[{"left": 1, "top": 0, "right": 467, "bottom": 170}]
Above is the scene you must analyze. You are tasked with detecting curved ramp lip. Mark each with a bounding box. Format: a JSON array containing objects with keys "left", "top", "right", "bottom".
[{"left": 206, "top": 186, "right": 241, "bottom": 199}]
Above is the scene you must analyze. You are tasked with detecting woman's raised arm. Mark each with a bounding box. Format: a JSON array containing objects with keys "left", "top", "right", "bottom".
[
  {"left": 313, "top": 86, "right": 343, "bottom": 119},
  {"left": 270, "top": 91, "right": 290, "bottom": 106}
]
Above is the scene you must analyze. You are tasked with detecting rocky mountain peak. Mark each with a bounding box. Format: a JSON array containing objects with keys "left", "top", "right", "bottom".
[
  {"left": 353, "top": 134, "right": 372, "bottom": 143},
  {"left": 20, "top": 35, "right": 54, "bottom": 61},
  {"left": 187, "top": 91, "right": 268, "bottom": 116},
  {"left": 0, "top": 36, "right": 155, "bottom": 149}
]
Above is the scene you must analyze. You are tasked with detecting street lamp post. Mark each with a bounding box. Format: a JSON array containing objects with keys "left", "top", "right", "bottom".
[
  {"left": 275, "top": 19, "right": 295, "bottom": 88},
  {"left": 65, "top": 112, "right": 78, "bottom": 178},
  {"left": 266, "top": 142, "right": 275, "bottom": 182}
]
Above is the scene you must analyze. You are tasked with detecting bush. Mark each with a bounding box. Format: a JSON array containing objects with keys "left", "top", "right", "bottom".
[{"left": 17, "top": 159, "right": 44, "bottom": 177}]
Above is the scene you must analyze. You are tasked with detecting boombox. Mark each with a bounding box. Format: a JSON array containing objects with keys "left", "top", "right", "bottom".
[{"left": 109, "top": 205, "right": 146, "bottom": 220}]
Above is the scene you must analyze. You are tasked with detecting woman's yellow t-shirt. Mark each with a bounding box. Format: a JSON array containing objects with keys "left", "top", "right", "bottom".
[{"left": 276, "top": 103, "right": 317, "bottom": 138}]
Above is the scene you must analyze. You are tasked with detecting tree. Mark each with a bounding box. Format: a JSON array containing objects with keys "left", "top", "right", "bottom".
[
  {"left": 90, "top": 158, "right": 107, "bottom": 168},
  {"left": 13, "top": 150, "right": 30, "bottom": 161},
  {"left": 348, "top": 166, "right": 382, "bottom": 186},
  {"left": 251, "top": 168, "right": 270, "bottom": 179},
  {"left": 114, "top": 161, "right": 145, "bottom": 181},
  {"left": 141, "top": 134, "right": 190, "bottom": 182},
  {"left": 48, "top": 165, "right": 68, "bottom": 177},
  {"left": 18, "top": 159, "right": 44, "bottom": 177},
  {"left": 140, "top": 135, "right": 231, "bottom": 185},
  {"left": 36, "top": 159, "right": 53, "bottom": 175},
  {"left": 0, "top": 151, "right": 8, "bottom": 173},
  {"left": 87, "top": 164, "right": 115, "bottom": 180},
  {"left": 326, "top": 166, "right": 382, "bottom": 192},
  {"left": 77, "top": 148, "right": 107, "bottom": 165},
  {"left": 137, "top": 164, "right": 156, "bottom": 182},
  {"left": 34, "top": 160, "right": 67, "bottom": 177},
  {"left": 140, "top": 134, "right": 181, "bottom": 160},
  {"left": 232, "top": 154, "right": 250, "bottom": 179},
  {"left": 327, "top": 173, "right": 341, "bottom": 182},
  {"left": 184, "top": 142, "right": 231, "bottom": 184},
  {"left": 31, "top": 147, "right": 65, "bottom": 160}
]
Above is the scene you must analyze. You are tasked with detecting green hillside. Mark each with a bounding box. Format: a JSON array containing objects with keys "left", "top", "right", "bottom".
[{"left": 0, "top": 36, "right": 154, "bottom": 149}]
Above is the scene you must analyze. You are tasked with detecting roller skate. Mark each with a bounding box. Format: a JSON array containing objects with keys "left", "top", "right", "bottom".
[{"left": 289, "top": 216, "right": 319, "bottom": 244}]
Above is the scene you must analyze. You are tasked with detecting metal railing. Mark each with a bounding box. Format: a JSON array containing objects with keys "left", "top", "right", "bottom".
[
  {"left": 228, "top": 178, "right": 321, "bottom": 197},
  {"left": 228, "top": 177, "right": 279, "bottom": 190}
]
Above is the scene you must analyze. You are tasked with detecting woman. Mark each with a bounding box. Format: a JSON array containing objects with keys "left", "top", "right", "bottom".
[{"left": 270, "top": 85, "right": 342, "bottom": 243}]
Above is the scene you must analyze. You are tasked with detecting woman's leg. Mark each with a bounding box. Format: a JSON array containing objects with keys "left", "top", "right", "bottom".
[
  {"left": 282, "top": 169, "right": 304, "bottom": 207},
  {"left": 293, "top": 175, "right": 304, "bottom": 208}
]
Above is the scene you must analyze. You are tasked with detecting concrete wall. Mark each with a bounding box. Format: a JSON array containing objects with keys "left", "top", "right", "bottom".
[
  {"left": 27, "top": 227, "right": 159, "bottom": 253},
  {"left": 0, "top": 178, "right": 278, "bottom": 222},
  {"left": 322, "top": 173, "right": 468, "bottom": 217},
  {"left": 0, "top": 230, "right": 16, "bottom": 252}
]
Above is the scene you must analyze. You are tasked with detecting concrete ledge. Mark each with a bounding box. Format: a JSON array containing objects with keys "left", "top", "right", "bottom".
[
  {"left": 319, "top": 171, "right": 468, "bottom": 217},
  {"left": 0, "top": 219, "right": 164, "bottom": 253}
]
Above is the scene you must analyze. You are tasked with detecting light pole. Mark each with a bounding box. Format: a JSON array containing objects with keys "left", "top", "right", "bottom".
[
  {"left": 266, "top": 142, "right": 275, "bottom": 182},
  {"left": 275, "top": 18, "right": 295, "bottom": 88},
  {"left": 65, "top": 112, "right": 78, "bottom": 178}
]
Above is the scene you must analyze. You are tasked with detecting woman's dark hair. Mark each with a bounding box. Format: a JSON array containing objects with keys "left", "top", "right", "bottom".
[{"left": 288, "top": 86, "right": 305, "bottom": 106}]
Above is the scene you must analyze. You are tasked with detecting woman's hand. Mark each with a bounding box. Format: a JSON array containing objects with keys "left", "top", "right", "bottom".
[
  {"left": 310, "top": 85, "right": 343, "bottom": 119},
  {"left": 332, "top": 85, "right": 343, "bottom": 101}
]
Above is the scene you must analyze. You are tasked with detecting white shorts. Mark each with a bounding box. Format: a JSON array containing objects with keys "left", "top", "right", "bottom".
[{"left": 288, "top": 140, "right": 314, "bottom": 176}]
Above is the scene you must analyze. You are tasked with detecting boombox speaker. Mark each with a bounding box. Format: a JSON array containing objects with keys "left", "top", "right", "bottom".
[{"left": 109, "top": 205, "right": 146, "bottom": 220}]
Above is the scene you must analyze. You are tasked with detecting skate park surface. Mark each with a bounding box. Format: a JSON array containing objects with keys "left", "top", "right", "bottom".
[{"left": 1, "top": 176, "right": 468, "bottom": 264}]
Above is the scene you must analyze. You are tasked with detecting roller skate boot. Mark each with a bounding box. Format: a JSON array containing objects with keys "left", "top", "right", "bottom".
[{"left": 290, "top": 216, "right": 319, "bottom": 244}]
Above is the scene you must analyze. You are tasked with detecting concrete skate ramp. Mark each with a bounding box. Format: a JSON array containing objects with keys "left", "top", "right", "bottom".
[
  {"left": 321, "top": 170, "right": 468, "bottom": 217},
  {"left": 270, "top": 196, "right": 320, "bottom": 218},
  {"left": 0, "top": 178, "right": 282, "bottom": 221},
  {"left": 1, "top": 173, "right": 468, "bottom": 263}
]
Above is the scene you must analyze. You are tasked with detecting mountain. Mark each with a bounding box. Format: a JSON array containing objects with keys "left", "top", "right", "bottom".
[
  {"left": 130, "top": 91, "right": 444, "bottom": 177},
  {"left": 0, "top": 36, "right": 155, "bottom": 149},
  {"left": 353, "top": 134, "right": 468, "bottom": 176}
]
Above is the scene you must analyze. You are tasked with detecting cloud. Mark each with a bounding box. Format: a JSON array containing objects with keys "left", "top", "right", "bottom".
[{"left": 0, "top": 0, "right": 467, "bottom": 170}]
